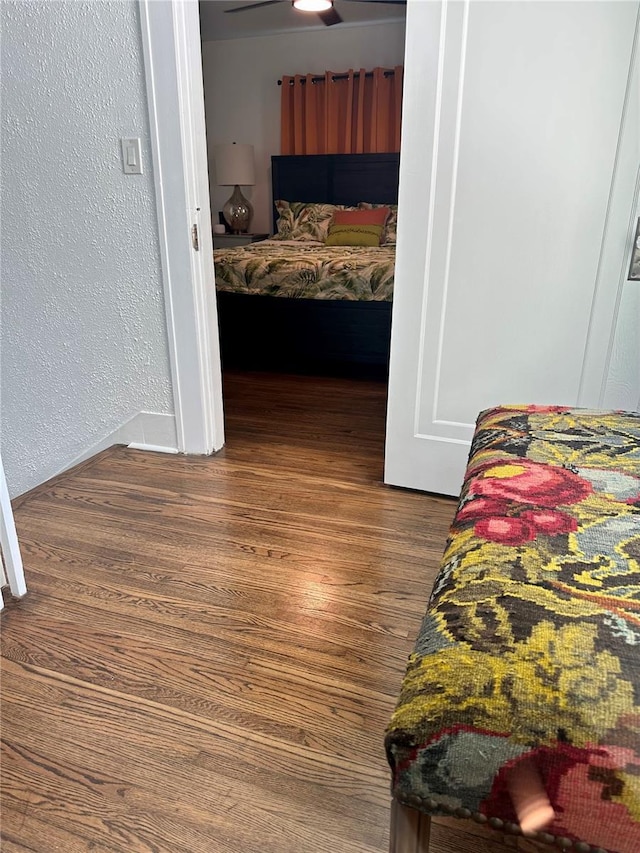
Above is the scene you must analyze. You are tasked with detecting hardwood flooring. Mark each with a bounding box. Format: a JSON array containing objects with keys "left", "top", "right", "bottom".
[{"left": 2, "top": 371, "right": 540, "bottom": 853}]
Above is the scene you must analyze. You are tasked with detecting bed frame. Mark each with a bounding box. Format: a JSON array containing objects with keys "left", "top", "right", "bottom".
[{"left": 215, "top": 152, "right": 400, "bottom": 379}]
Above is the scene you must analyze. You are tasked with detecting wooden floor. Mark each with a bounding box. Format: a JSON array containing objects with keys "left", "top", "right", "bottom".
[{"left": 2, "top": 371, "right": 539, "bottom": 853}]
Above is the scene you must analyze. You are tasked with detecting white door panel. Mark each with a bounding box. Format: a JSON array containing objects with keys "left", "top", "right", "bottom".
[{"left": 386, "top": 0, "right": 640, "bottom": 496}]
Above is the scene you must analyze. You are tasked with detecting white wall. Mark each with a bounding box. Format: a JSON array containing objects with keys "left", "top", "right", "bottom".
[
  {"left": 201, "top": 21, "right": 406, "bottom": 234},
  {"left": 1, "top": 0, "right": 175, "bottom": 497}
]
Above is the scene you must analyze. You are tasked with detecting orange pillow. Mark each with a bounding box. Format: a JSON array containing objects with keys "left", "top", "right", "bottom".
[{"left": 331, "top": 207, "right": 390, "bottom": 227}]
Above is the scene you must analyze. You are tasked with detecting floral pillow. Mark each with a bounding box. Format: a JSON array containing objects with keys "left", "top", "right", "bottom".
[
  {"left": 273, "top": 201, "right": 338, "bottom": 242},
  {"left": 358, "top": 202, "right": 398, "bottom": 245},
  {"left": 273, "top": 201, "right": 359, "bottom": 242}
]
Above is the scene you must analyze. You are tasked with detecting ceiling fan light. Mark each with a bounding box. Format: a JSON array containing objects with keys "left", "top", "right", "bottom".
[{"left": 292, "top": 0, "right": 333, "bottom": 12}]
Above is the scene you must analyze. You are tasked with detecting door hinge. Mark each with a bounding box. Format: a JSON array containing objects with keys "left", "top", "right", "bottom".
[{"left": 191, "top": 223, "right": 199, "bottom": 251}]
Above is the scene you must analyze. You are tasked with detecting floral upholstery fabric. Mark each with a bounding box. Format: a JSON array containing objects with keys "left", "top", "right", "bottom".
[
  {"left": 385, "top": 406, "right": 640, "bottom": 853},
  {"left": 214, "top": 240, "right": 394, "bottom": 301}
]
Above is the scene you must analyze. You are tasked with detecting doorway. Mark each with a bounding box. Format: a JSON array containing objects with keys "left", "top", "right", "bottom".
[
  {"left": 196, "top": 0, "right": 408, "bottom": 450},
  {"left": 141, "top": 0, "right": 640, "bottom": 494}
]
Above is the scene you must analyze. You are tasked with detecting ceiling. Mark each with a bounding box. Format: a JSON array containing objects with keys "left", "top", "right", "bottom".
[{"left": 198, "top": 0, "right": 406, "bottom": 42}]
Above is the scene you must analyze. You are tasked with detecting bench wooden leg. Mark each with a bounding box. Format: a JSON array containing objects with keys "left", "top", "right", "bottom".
[{"left": 389, "top": 799, "right": 431, "bottom": 853}]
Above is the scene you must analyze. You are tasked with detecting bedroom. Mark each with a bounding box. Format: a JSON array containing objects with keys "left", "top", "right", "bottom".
[
  {"left": 197, "top": 0, "right": 408, "bottom": 449},
  {"left": 195, "top": 0, "right": 639, "bottom": 495}
]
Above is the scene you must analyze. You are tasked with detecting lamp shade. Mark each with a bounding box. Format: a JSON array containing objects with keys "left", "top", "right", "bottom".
[{"left": 214, "top": 143, "right": 255, "bottom": 186}]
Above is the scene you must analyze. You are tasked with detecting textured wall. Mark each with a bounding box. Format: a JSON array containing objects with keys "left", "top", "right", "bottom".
[
  {"left": 201, "top": 21, "right": 406, "bottom": 233},
  {"left": 1, "top": 0, "right": 174, "bottom": 496}
]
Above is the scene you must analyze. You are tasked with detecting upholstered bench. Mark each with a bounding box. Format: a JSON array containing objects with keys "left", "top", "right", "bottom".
[{"left": 385, "top": 406, "right": 640, "bottom": 853}]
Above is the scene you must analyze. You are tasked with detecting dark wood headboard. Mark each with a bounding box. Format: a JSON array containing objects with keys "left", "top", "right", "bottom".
[{"left": 271, "top": 153, "right": 400, "bottom": 230}]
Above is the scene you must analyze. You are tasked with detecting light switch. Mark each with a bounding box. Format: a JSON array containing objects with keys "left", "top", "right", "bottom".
[{"left": 121, "top": 137, "right": 142, "bottom": 175}]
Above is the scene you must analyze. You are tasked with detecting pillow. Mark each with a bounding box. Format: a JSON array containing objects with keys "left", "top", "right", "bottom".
[
  {"left": 325, "top": 224, "right": 384, "bottom": 247},
  {"left": 325, "top": 207, "right": 389, "bottom": 246},
  {"left": 273, "top": 201, "right": 343, "bottom": 242},
  {"left": 329, "top": 207, "right": 390, "bottom": 228},
  {"left": 358, "top": 203, "right": 398, "bottom": 245}
]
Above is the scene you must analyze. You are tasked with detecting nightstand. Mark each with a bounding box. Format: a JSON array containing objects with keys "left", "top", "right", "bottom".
[{"left": 213, "top": 232, "right": 269, "bottom": 249}]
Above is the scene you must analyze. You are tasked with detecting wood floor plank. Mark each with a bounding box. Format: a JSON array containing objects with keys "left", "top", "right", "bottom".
[
  {"left": 2, "top": 802, "right": 122, "bottom": 853},
  {"left": 16, "top": 564, "right": 418, "bottom": 694},
  {"left": 2, "top": 662, "right": 388, "bottom": 852},
  {"left": 19, "top": 479, "right": 442, "bottom": 569},
  {"left": 3, "top": 581, "right": 409, "bottom": 699},
  {"left": 18, "top": 533, "right": 424, "bottom": 641},
  {"left": 17, "top": 521, "right": 436, "bottom": 612},
  {"left": 2, "top": 615, "right": 395, "bottom": 760},
  {"left": 17, "top": 503, "right": 446, "bottom": 588},
  {"left": 3, "top": 370, "right": 527, "bottom": 853},
  {"left": 2, "top": 657, "right": 386, "bottom": 799}
]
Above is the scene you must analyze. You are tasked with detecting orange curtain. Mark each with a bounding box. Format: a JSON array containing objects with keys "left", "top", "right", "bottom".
[{"left": 280, "top": 66, "right": 403, "bottom": 155}]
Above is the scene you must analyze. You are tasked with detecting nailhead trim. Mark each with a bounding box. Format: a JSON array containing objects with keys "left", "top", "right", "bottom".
[{"left": 395, "top": 794, "right": 603, "bottom": 852}]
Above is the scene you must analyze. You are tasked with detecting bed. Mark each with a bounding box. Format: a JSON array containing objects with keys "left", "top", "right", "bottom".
[{"left": 214, "top": 153, "right": 400, "bottom": 378}]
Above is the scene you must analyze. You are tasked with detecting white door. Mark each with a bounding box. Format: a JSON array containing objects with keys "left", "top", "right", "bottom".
[
  {"left": 0, "top": 454, "right": 27, "bottom": 609},
  {"left": 385, "top": 0, "right": 640, "bottom": 496}
]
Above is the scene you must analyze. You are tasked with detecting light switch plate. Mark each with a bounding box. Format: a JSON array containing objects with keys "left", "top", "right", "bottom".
[{"left": 121, "top": 137, "right": 142, "bottom": 175}]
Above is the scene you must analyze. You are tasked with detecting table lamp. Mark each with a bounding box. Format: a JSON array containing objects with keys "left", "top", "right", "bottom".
[{"left": 214, "top": 143, "right": 255, "bottom": 234}]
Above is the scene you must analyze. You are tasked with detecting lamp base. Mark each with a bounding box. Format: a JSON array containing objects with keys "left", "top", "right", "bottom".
[{"left": 222, "top": 185, "right": 253, "bottom": 234}]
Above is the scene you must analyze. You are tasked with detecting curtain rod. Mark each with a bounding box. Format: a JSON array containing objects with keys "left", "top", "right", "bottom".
[{"left": 278, "top": 70, "right": 396, "bottom": 86}]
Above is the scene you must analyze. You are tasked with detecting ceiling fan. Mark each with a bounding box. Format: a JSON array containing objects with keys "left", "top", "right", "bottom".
[{"left": 225, "top": 0, "right": 407, "bottom": 29}]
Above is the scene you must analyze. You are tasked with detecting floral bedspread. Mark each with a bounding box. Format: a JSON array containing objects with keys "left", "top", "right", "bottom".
[
  {"left": 386, "top": 406, "right": 640, "bottom": 853},
  {"left": 213, "top": 240, "right": 394, "bottom": 301}
]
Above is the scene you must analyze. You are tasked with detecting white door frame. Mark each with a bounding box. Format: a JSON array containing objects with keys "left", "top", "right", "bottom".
[
  {"left": 0, "top": 454, "right": 27, "bottom": 609},
  {"left": 139, "top": 0, "right": 224, "bottom": 455}
]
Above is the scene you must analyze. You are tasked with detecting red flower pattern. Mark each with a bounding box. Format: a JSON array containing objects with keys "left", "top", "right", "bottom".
[
  {"left": 469, "top": 460, "right": 592, "bottom": 508},
  {"left": 474, "top": 516, "right": 537, "bottom": 545},
  {"left": 519, "top": 508, "right": 577, "bottom": 535},
  {"left": 456, "top": 497, "right": 510, "bottom": 522},
  {"left": 458, "top": 460, "right": 590, "bottom": 545}
]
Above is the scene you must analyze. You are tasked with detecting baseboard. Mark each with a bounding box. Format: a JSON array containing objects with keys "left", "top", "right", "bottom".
[
  {"left": 117, "top": 411, "right": 178, "bottom": 450},
  {"left": 10, "top": 411, "right": 178, "bottom": 504},
  {"left": 60, "top": 411, "right": 178, "bottom": 471},
  {"left": 127, "top": 443, "right": 179, "bottom": 453}
]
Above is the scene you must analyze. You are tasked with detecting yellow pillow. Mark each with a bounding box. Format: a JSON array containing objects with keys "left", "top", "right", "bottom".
[{"left": 325, "top": 224, "right": 383, "bottom": 247}]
